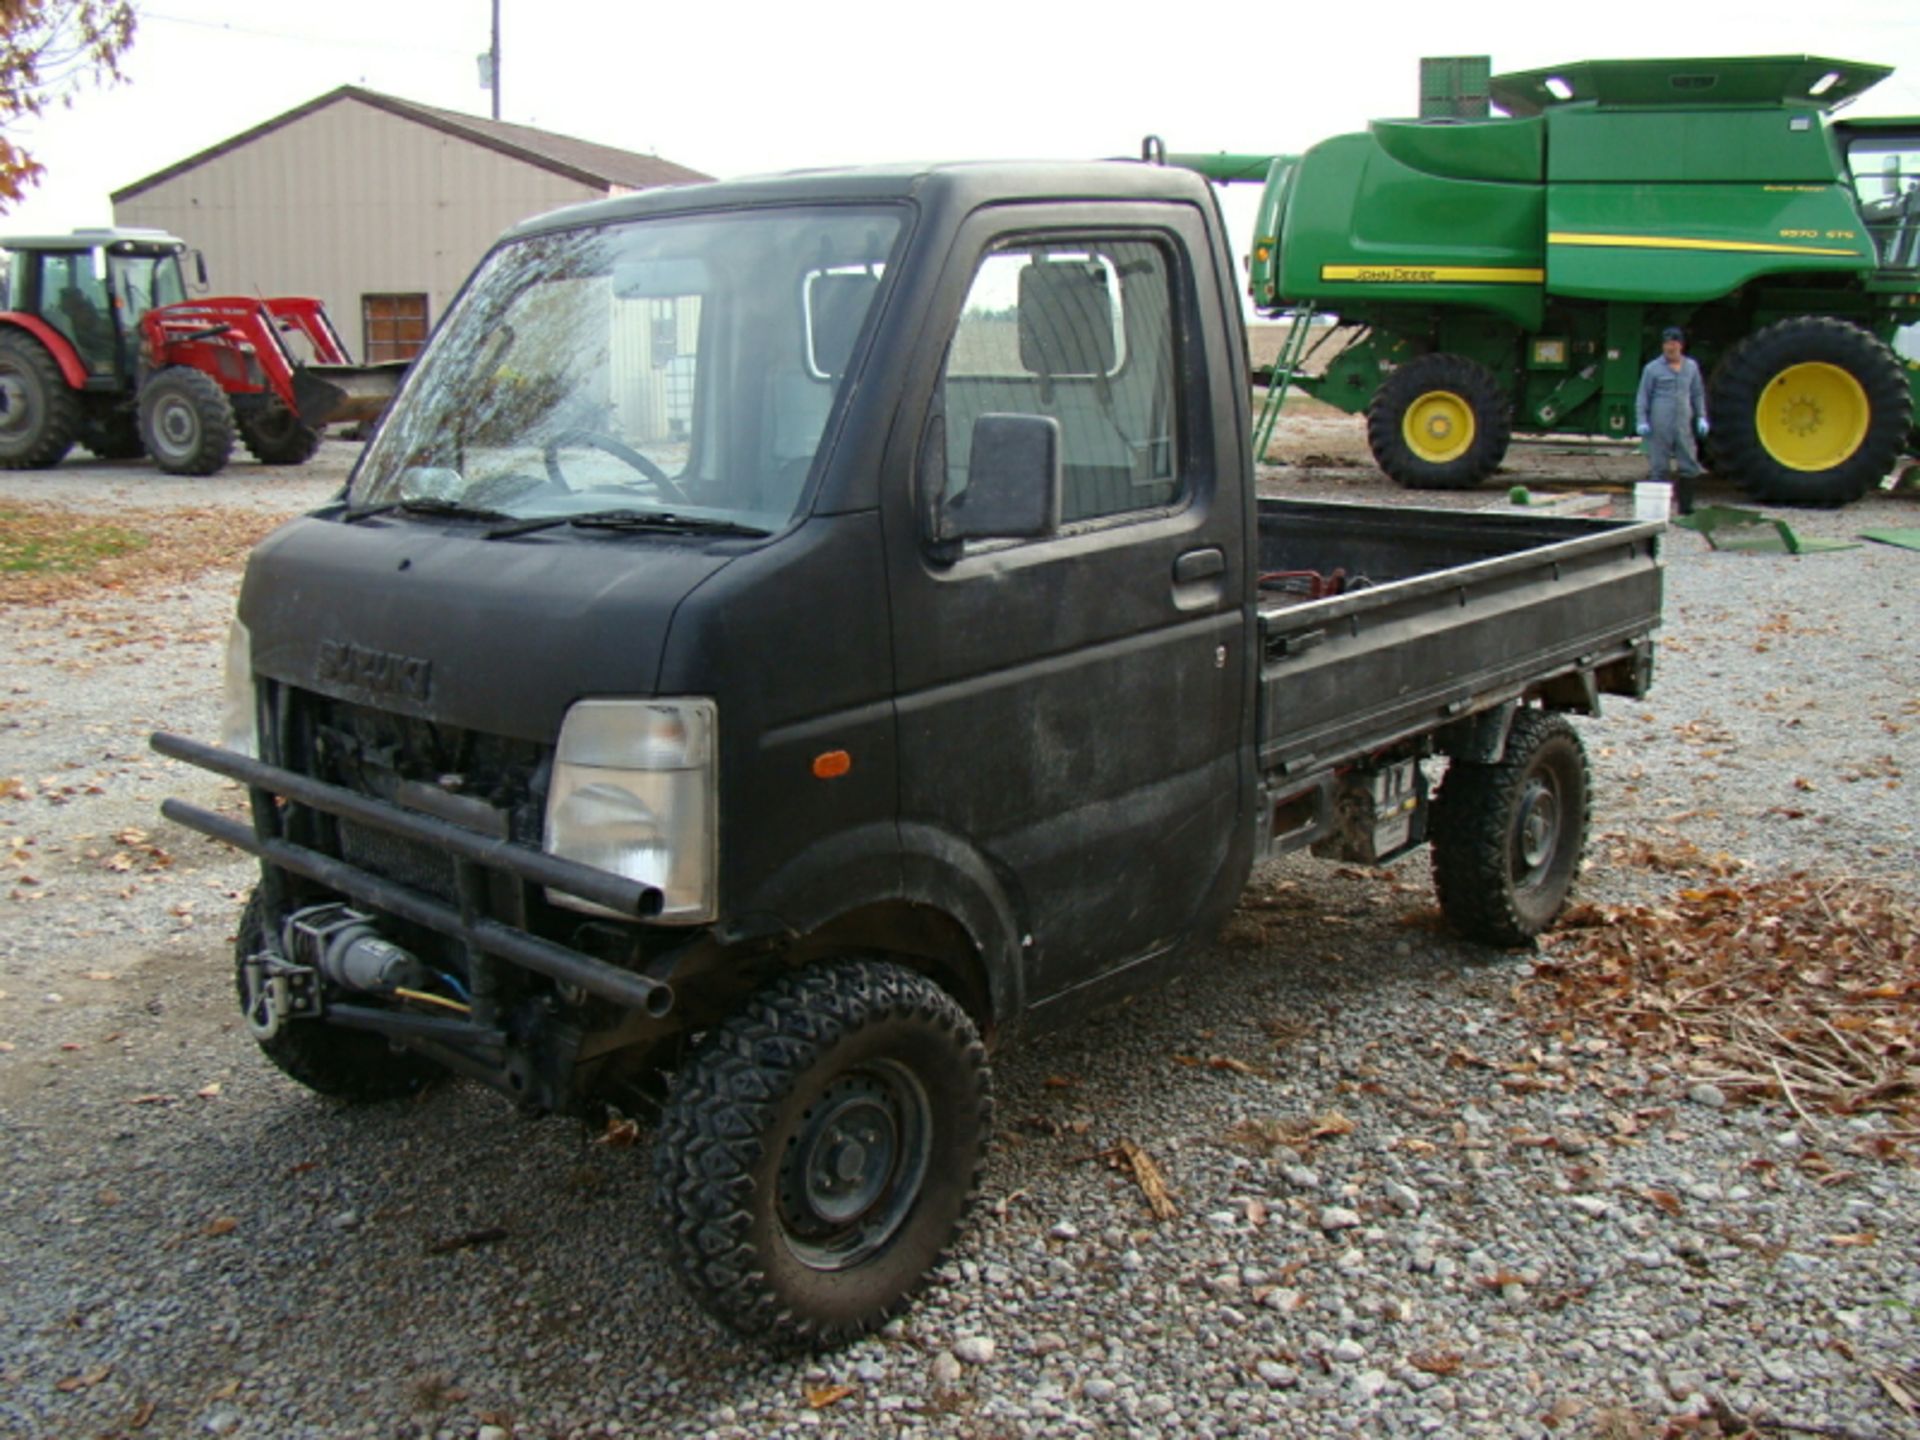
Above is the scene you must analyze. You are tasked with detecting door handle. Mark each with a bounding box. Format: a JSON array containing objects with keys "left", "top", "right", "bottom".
[{"left": 1173, "top": 547, "right": 1225, "bottom": 584}]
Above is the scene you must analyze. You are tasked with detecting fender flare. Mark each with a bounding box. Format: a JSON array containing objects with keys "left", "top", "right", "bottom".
[
  {"left": 724, "top": 820, "right": 1028, "bottom": 1031},
  {"left": 0, "top": 313, "right": 89, "bottom": 389}
]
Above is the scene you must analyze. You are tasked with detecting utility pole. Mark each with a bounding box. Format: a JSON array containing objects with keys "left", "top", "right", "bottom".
[{"left": 490, "top": 0, "right": 501, "bottom": 120}]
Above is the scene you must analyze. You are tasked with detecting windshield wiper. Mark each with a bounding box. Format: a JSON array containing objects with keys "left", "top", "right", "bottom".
[
  {"left": 344, "top": 498, "right": 516, "bottom": 524},
  {"left": 485, "top": 509, "right": 770, "bottom": 540}
]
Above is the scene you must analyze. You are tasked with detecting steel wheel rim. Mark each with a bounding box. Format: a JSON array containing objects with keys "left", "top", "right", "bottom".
[
  {"left": 155, "top": 397, "right": 198, "bottom": 452},
  {"left": 1756, "top": 362, "right": 1869, "bottom": 472},
  {"left": 1512, "top": 773, "right": 1562, "bottom": 892},
  {"left": 778, "top": 1059, "right": 932, "bottom": 1272},
  {"left": 1402, "top": 390, "right": 1475, "bottom": 464}
]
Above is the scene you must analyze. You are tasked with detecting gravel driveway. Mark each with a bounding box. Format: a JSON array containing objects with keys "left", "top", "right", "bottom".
[{"left": 2, "top": 435, "right": 1916, "bottom": 1440}]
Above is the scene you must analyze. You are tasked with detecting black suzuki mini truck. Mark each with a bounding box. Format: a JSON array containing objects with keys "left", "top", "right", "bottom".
[{"left": 156, "top": 159, "right": 1662, "bottom": 1346}]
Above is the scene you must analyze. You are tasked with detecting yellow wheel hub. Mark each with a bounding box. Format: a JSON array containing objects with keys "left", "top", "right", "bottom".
[
  {"left": 1402, "top": 390, "right": 1475, "bottom": 465},
  {"left": 1755, "top": 362, "right": 1870, "bottom": 472}
]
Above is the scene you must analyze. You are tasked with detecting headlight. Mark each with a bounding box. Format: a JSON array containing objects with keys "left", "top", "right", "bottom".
[
  {"left": 544, "top": 699, "right": 717, "bottom": 923},
  {"left": 220, "top": 617, "right": 257, "bottom": 758}
]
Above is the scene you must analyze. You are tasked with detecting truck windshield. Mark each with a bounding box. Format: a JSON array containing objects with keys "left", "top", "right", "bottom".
[{"left": 351, "top": 205, "right": 904, "bottom": 530}]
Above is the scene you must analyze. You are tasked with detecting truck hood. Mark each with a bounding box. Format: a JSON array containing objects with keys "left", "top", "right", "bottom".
[{"left": 239, "top": 513, "right": 740, "bottom": 741}]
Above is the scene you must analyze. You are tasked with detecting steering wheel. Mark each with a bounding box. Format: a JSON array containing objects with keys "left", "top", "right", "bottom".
[{"left": 542, "top": 429, "right": 690, "bottom": 504}]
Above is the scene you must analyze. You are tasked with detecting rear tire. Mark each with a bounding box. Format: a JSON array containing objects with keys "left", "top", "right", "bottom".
[
  {"left": 1431, "top": 711, "right": 1590, "bottom": 947},
  {"left": 235, "top": 890, "right": 442, "bottom": 1103},
  {"left": 655, "top": 959, "right": 991, "bottom": 1347},
  {"left": 1367, "top": 353, "right": 1512, "bottom": 490},
  {"left": 0, "top": 330, "right": 80, "bottom": 469},
  {"left": 1707, "top": 317, "right": 1909, "bottom": 507},
  {"left": 236, "top": 401, "right": 322, "bottom": 465},
  {"left": 138, "top": 366, "right": 235, "bottom": 476}
]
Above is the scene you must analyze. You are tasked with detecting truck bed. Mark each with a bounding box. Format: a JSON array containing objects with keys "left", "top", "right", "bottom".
[{"left": 1255, "top": 498, "right": 1663, "bottom": 779}]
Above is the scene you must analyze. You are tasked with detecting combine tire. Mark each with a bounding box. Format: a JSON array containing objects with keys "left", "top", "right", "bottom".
[
  {"left": 0, "top": 331, "right": 80, "bottom": 469},
  {"left": 236, "top": 401, "right": 322, "bottom": 466},
  {"left": 1707, "top": 317, "right": 1910, "bottom": 507},
  {"left": 1431, "top": 710, "right": 1590, "bottom": 947},
  {"left": 234, "top": 890, "right": 442, "bottom": 1103},
  {"left": 79, "top": 410, "right": 145, "bottom": 461},
  {"left": 139, "top": 366, "right": 235, "bottom": 476},
  {"left": 1367, "top": 353, "right": 1511, "bottom": 490},
  {"left": 656, "top": 959, "right": 991, "bottom": 1347}
]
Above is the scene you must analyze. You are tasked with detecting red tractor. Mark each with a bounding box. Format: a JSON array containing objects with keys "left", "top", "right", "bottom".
[{"left": 0, "top": 228, "right": 403, "bottom": 475}]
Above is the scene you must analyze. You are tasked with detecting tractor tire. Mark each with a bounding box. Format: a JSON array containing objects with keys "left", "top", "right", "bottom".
[
  {"left": 1706, "top": 317, "right": 1910, "bottom": 507},
  {"left": 1430, "top": 710, "right": 1590, "bottom": 947},
  {"left": 236, "top": 401, "right": 322, "bottom": 466},
  {"left": 234, "top": 890, "right": 443, "bottom": 1103},
  {"left": 0, "top": 330, "right": 81, "bottom": 469},
  {"left": 1367, "top": 353, "right": 1512, "bottom": 490},
  {"left": 138, "top": 366, "right": 235, "bottom": 476},
  {"left": 79, "top": 409, "right": 145, "bottom": 461},
  {"left": 655, "top": 959, "right": 992, "bottom": 1348}
]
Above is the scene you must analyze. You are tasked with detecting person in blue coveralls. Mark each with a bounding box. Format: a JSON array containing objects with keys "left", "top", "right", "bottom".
[{"left": 1635, "top": 326, "right": 1708, "bottom": 515}]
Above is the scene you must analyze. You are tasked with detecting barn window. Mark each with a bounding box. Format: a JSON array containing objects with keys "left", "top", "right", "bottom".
[{"left": 362, "top": 293, "right": 430, "bottom": 362}]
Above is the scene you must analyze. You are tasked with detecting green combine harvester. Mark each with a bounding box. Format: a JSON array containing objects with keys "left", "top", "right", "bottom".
[{"left": 1176, "top": 55, "right": 1920, "bottom": 505}]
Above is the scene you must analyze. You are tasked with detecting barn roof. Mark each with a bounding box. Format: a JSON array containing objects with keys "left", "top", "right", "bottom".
[{"left": 112, "top": 86, "right": 711, "bottom": 202}]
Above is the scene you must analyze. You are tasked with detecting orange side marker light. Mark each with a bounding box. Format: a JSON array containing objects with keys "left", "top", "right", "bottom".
[{"left": 812, "top": 750, "right": 852, "bottom": 780}]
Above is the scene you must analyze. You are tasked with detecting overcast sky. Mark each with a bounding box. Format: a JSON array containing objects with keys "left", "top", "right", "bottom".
[{"left": 7, "top": 0, "right": 1919, "bottom": 259}]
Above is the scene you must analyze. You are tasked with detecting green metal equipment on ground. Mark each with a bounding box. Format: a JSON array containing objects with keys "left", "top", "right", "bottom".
[{"left": 1175, "top": 55, "right": 1920, "bottom": 506}]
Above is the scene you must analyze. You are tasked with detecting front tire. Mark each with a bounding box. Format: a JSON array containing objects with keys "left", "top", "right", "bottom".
[
  {"left": 1367, "top": 353, "right": 1512, "bottom": 490},
  {"left": 1707, "top": 317, "right": 1910, "bottom": 507},
  {"left": 234, "top": 890, "right": 442, "bottom": 1102},
  {"left": 0, "top": 330, "right": 80, "bottom": 469},
  {"left": 1431, "top": 711, "right": 1590, "bottom": 946},
  {"left": 236, "top": 400, "right": 322, "bottom": 465},
  {"left": 138, "top": 366, "right": 235, "bottom": 476},
  {"left": 656, "top": 960, "right": 992, "bottom": 1347}
]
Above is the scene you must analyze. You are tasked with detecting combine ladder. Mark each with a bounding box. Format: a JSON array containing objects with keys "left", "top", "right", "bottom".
[{"left": 1251, "top": 300, "right": 1320, "bottom": 465}]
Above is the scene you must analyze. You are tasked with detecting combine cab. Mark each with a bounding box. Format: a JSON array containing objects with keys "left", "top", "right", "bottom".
[{"left": 0, "top": 228, "right": 405, "bottom": 475}]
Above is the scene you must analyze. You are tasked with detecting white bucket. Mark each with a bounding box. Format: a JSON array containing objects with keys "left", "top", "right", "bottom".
[{"left": 1633, "top": 482, "right": 1672, "bottom": 522}]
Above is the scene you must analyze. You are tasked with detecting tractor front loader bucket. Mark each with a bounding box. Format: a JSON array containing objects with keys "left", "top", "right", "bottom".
[{"left": 292, "top": 361, "right": 410, "bottom": 428}]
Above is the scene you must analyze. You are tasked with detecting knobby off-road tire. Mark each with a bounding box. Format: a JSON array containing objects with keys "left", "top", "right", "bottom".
[
  {"left": 655, "top": 959, "right": 992, "bottom": 1348},
  {"left": 138, "top": 366, "right": 235, "bottom": 476},
  {"left": 1707, "top": 317, "right": 1910, "bottom": 507},
  {"left": 234, "top": 890, "right": 442, "bottom": 1103},
  {"left": 1367, "top": 353, "right": 1512, "bottom": 490},
  {"left": 1431, "top": 711, "right": 1591, "bottom": 947},
  {"left": 236, "top": 401, "right": 322, "bottom": 465},
  {"left": 0, "top": 330, "right": 80, "bottom": 469},
  {"left": 79, "top": 408, "right": 145, "bottom": 460}
]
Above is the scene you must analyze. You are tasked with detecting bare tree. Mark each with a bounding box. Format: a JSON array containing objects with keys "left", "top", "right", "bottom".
[{"left": 0, "top": 0, "right": 137, "bottom": 210}]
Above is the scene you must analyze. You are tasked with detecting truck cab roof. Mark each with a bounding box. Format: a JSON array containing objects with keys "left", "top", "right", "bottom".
[{"left": 505, "top": 159, "right": 1218, "bottom": 242}]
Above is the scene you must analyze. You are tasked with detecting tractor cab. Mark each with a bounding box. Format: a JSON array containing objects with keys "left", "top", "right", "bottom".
[
  {"left": 0, "top": 229, "right": 195, "bottom": 382},
  {"left": 1837, "top": 122, "right": 1920, "bottom": 272}
]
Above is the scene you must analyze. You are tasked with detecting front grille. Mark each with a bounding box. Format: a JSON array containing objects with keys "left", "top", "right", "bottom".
[
  {"left": 269, "top": 687, "right": 549, "bottom": 891},
  {"left": 337, "top": 819, "right": 458, "bottom": 900}
]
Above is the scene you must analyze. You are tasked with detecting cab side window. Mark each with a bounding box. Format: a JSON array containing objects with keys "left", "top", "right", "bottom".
[{"left": 939, "top": 237, "right": 1179, "bottom": 525}]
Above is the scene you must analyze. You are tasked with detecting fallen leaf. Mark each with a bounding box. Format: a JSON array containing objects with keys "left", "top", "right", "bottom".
[
  {"left": 201, "top": 1217, "right": 238, "bottom": 1237},
  {"left": 1107, "top": 1138, "right": 1177, "bottom": 1221},
  {"left": 592, "top": 1114, "right": 640, "bottom": 1148},
  {"left": 1874, "top": 1369, "right": 1918, "bottom": 1418},
  {"left": 805, "top": 1384, "right": 857, "bottom": 1409},
  {"left": 55, "top": 1363, "right": 112, "bottom": 1392},
  {"left": 1411, "top": 1350, "right": 1463, "bottom": 1376},
  {"left": 1828, "top": 1232, "right": 1877, "bottom": 1247},
  {"left": 128, "top": 1398, "right": 157, "bottom": 1430},
  {"left": 195, "top": 1082, "right": 222, "bottom": 1100},
  {"left": 129, "top": 1093, "right": 175, "bottom": 1106}
]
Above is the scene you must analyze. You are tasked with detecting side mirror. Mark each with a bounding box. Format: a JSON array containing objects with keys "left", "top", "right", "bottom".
[{"left": 933, "top": 413, "right": 1061, "bottom": 551}]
